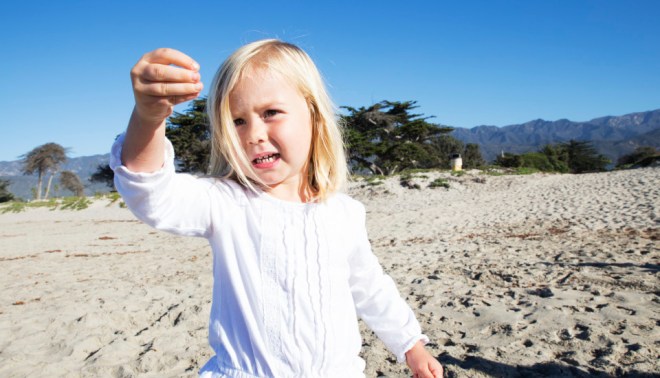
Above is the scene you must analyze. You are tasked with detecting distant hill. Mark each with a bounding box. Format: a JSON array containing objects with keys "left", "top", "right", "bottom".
[
  {"left": 451, "top": 109, "right": 660, "bottom": 163},
  {"left": 0, "top": 154, "right": 111, "bottom": 200}
]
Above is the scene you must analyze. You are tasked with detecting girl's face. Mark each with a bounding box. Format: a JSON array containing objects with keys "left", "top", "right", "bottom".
[{"left": 229, "top": 68, "right": 313, "bottom": 202}]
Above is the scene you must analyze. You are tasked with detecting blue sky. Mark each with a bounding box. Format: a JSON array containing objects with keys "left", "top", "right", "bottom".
[{"left": 1, "top": 0, "right": 659, "bottom": 162}]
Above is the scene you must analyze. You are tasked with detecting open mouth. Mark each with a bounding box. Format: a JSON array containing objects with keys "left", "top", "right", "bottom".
[{"left": 252, "top": 153, "right": 281, "bottom": 165}]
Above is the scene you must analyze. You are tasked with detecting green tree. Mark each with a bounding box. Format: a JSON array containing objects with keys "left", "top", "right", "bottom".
[
  {"left": 495, "top": 153, "right": 522, "bottom": 168},
  {"left": 60, "top": 171, "right": 85, "bottom": 197},
  {"left": 562, "top": 140, "right": 610, "bottom": 173},
  {"left": 539, "top": 144, "right": 570, "bottom": 173},
  {"left": 519, "top": 152, "right": 554, "bottom": 171},
  {"left": 498, "top": 142, "right": 608, "bottom": 173},
  {"left": 90, "top": 164, "right": 115, "bottom": 189},
  {"left": 616, "top": 146, "right": 658, "bottom": 168},
  {"left": 166, "top": 98, "right": 211, "bottom": 173},
  {"left": 342, "top": 101, "right": 454, "bottom": 175},
  {"left": 0, "top": 179, "right": 14, "bottom": 203},
  {"left": 21, "top": 143, "right": 68, "bottom": 200},
  {"left": 463, "top": 143, "right": 485, "bottom": 169},
  {"left": 429, "top": 135, "right": 464, "bottom": 169}
]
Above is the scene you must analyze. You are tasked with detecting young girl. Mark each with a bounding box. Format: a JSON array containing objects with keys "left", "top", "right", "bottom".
[{"left": 111, "top": 39, "right": 443, "bottom": 378}]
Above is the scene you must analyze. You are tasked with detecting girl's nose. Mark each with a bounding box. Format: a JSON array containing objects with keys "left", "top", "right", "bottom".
[{"left": 245, "top": 118, "right": 268, "bottom": 145}]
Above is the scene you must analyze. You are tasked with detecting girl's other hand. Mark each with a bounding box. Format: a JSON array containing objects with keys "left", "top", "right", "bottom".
[
  {"left": 405, "top": 341, "right": 444, "bottom": 378},
  {"left": 130, "top": 48, "right": 203, "bottom": 128}
]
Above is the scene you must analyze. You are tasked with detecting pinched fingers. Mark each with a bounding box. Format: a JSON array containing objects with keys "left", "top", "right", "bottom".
[
  {"left": 132, "top": 66, "right": 202, "bottom": 98},
  {"left": 168, "top": 92, "right": 201, "bottom": 106},
  {"left": 131, "top": 49, "right": 198, "bottom": 82},
  {"left": 140, "top": 63, "right": 200, "bottom": 83},
  {"left": 129, "top": 48, "right": 203, "bottom": 124},
  {"left": 134, "top": 79, "right": 203, "bottom": 98},
  {"left": 142, "top": 47, "right": 199, "bottom": 71},
  {"left": 131, "top": 48, "right": 203, "bottom": 108}
]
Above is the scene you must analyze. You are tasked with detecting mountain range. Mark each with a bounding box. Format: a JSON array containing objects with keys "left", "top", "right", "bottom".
[
  {"left": 451, "top": 109, "right": 660, "bottom": 162},
  {"left": 1, "top": 109, "right": 658, "bottom": 200}
]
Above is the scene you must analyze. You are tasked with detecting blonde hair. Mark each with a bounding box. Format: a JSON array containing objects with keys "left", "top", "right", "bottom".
[{"left": 207, "top": 39, "right": 347, "bottom": 201}]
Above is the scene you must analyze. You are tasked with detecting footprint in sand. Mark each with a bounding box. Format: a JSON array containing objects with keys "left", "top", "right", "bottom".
[
  {"left": 557, "top": 324, "right": 590, "bottom": 341},
  {"left": 608, "top": 320, "right": 626, "bottom": 335},
  {"left": 558, "top": 328, "right": 572, "bottom": 341},
  {"left": 574, "top": 324, "right": 590, "bottom": 341}
]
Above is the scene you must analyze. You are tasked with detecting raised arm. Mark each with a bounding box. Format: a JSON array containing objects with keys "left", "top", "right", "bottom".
[
  {"left": 122, "top": 48, "right": 203, "bottom": 172},
  {"left": 111, "top": 48, "right": 214, "bottom": 238}
]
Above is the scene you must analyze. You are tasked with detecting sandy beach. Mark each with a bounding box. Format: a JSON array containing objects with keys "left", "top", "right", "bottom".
[{"left": 1, "top": 168, "right": 658, "bottom": 377}]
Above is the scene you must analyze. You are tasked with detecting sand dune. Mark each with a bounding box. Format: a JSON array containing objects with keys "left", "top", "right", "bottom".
[{"left": 1, "top": 168, "right": 658, "bottom": 377}]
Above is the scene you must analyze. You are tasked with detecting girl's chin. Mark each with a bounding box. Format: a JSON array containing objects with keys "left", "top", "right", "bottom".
[
  {"left": 244, "top": 172, "right": 281, "bottom": 187},
  {"left": 253, "top": 173, "right": 303, "bottom": 189}
]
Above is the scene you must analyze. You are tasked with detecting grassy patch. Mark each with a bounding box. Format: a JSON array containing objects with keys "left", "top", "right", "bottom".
[
  {"left": 60, "top": 197, "right": 92, "bottom": 211},
  {"left": 1, "top": 201, "right": 27, "bottom": 214},
  {"left": 429, "top": 178, "right": 450, "bottom": 189},
  {"left": 400, "top": 168, "right": 434, "bottom": 175},
  {"left": 399, "top": 173, "right": 421, "bottom": 189},
  {"left": 1, "top": 196, "right": 94, "bottom": 213},
  {"left": 33, "top": 199, "right": 58, "bottom": 209},
  {"left": 0, "top": 199, "right": 59, "bottom": 213},
  {"left": 365, "top": 175, "right": 385, "bottom": 186},
  {"left": 514, "top": 167, "right": 540, "bottom": 175},
  {"left": 104, "top": 191, "right": 122, "bottom": 203}
]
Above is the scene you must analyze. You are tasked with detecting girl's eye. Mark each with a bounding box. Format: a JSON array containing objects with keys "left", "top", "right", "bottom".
[
  {"left": 264, "top": 109, "right": 279, "bottom": 118},
  {"left": 233, "top": 118, "right": 245, "bottom": 126}
]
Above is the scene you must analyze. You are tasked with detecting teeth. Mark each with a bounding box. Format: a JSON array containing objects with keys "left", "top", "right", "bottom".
[{"left": 254, "top": 154, "right": 278, "bottom": 164}]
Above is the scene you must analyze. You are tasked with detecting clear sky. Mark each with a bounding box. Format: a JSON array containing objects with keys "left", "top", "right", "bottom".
[{"left": 1, "top": 0, "right": 659, "bottom": 162}]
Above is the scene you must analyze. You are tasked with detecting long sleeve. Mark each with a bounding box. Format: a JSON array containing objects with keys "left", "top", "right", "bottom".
[
  {"left": 348, "top": 202, "right": 429, "bottom": 363},
  {"left": 109, "top": 133, "right": 214, "bottom": 237}
]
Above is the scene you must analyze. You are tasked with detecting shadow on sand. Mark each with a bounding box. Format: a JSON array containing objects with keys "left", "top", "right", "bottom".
[
  {"left": 574, "top": 262, "right": 659, "bottom": 274},
  {"left": 438, "top": 354, "right": 657, "bottom": 378}
]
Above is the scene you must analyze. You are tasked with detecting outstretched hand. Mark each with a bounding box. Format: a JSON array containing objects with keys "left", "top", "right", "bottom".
[
  {"left": 130, "top": 48, "right": 203, "bottom": 127},
  {"left": 405, "top": 341, "right": 443, "bottom": 378},
  {"left": 122, "top": 48, "right": 204, "bottom": 172}
]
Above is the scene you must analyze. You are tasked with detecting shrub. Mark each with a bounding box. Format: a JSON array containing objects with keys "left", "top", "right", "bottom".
[
  {"left": 616, "top": 146, "right": 659, "bottom": 168},
  {"left": 494, "top": 153, "right": 522, "bottom": 168},
  {"left": 60, "top": 197, "right": 91, "bottom": 211},
  {"left": 1, "top": 201, "right": 26, "bottom": 213},
  {"left": 399, "top": 173, "right": 421, "bottom": 189},
  {"left": 514, "top": 167, "right": 539, "bottom": 175},
  {"left": 429, "top": 178, "right": 450, "bottom": 189},
  {"left": 463, "top": 143, "right": 486, "bottom": 168},
  {"left": 520, "top": 152, "right": 554, "bottom": 172},
  {"left": 106, "top": 192, "right": 122, "bottom": 204},
  {"left": 0, "top": 179, "right": 14, "bottom": 203}
]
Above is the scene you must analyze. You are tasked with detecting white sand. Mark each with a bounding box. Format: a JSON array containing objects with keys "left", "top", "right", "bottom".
[{"left": 1, "top": 168, "right": 658, "bottom": 377}]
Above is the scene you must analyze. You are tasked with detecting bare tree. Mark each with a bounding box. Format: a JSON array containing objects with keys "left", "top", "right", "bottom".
[
  {"left": 21, "top": 143, "right": 68, "bottom": 200},
  {"left": 60, "top": 171, "right": 85, "bottom": 197}
]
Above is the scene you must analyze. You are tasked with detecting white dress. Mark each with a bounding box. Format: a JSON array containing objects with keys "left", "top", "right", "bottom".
[{"left": 110, "top": 135, "right": 428, "bottom": 377}]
